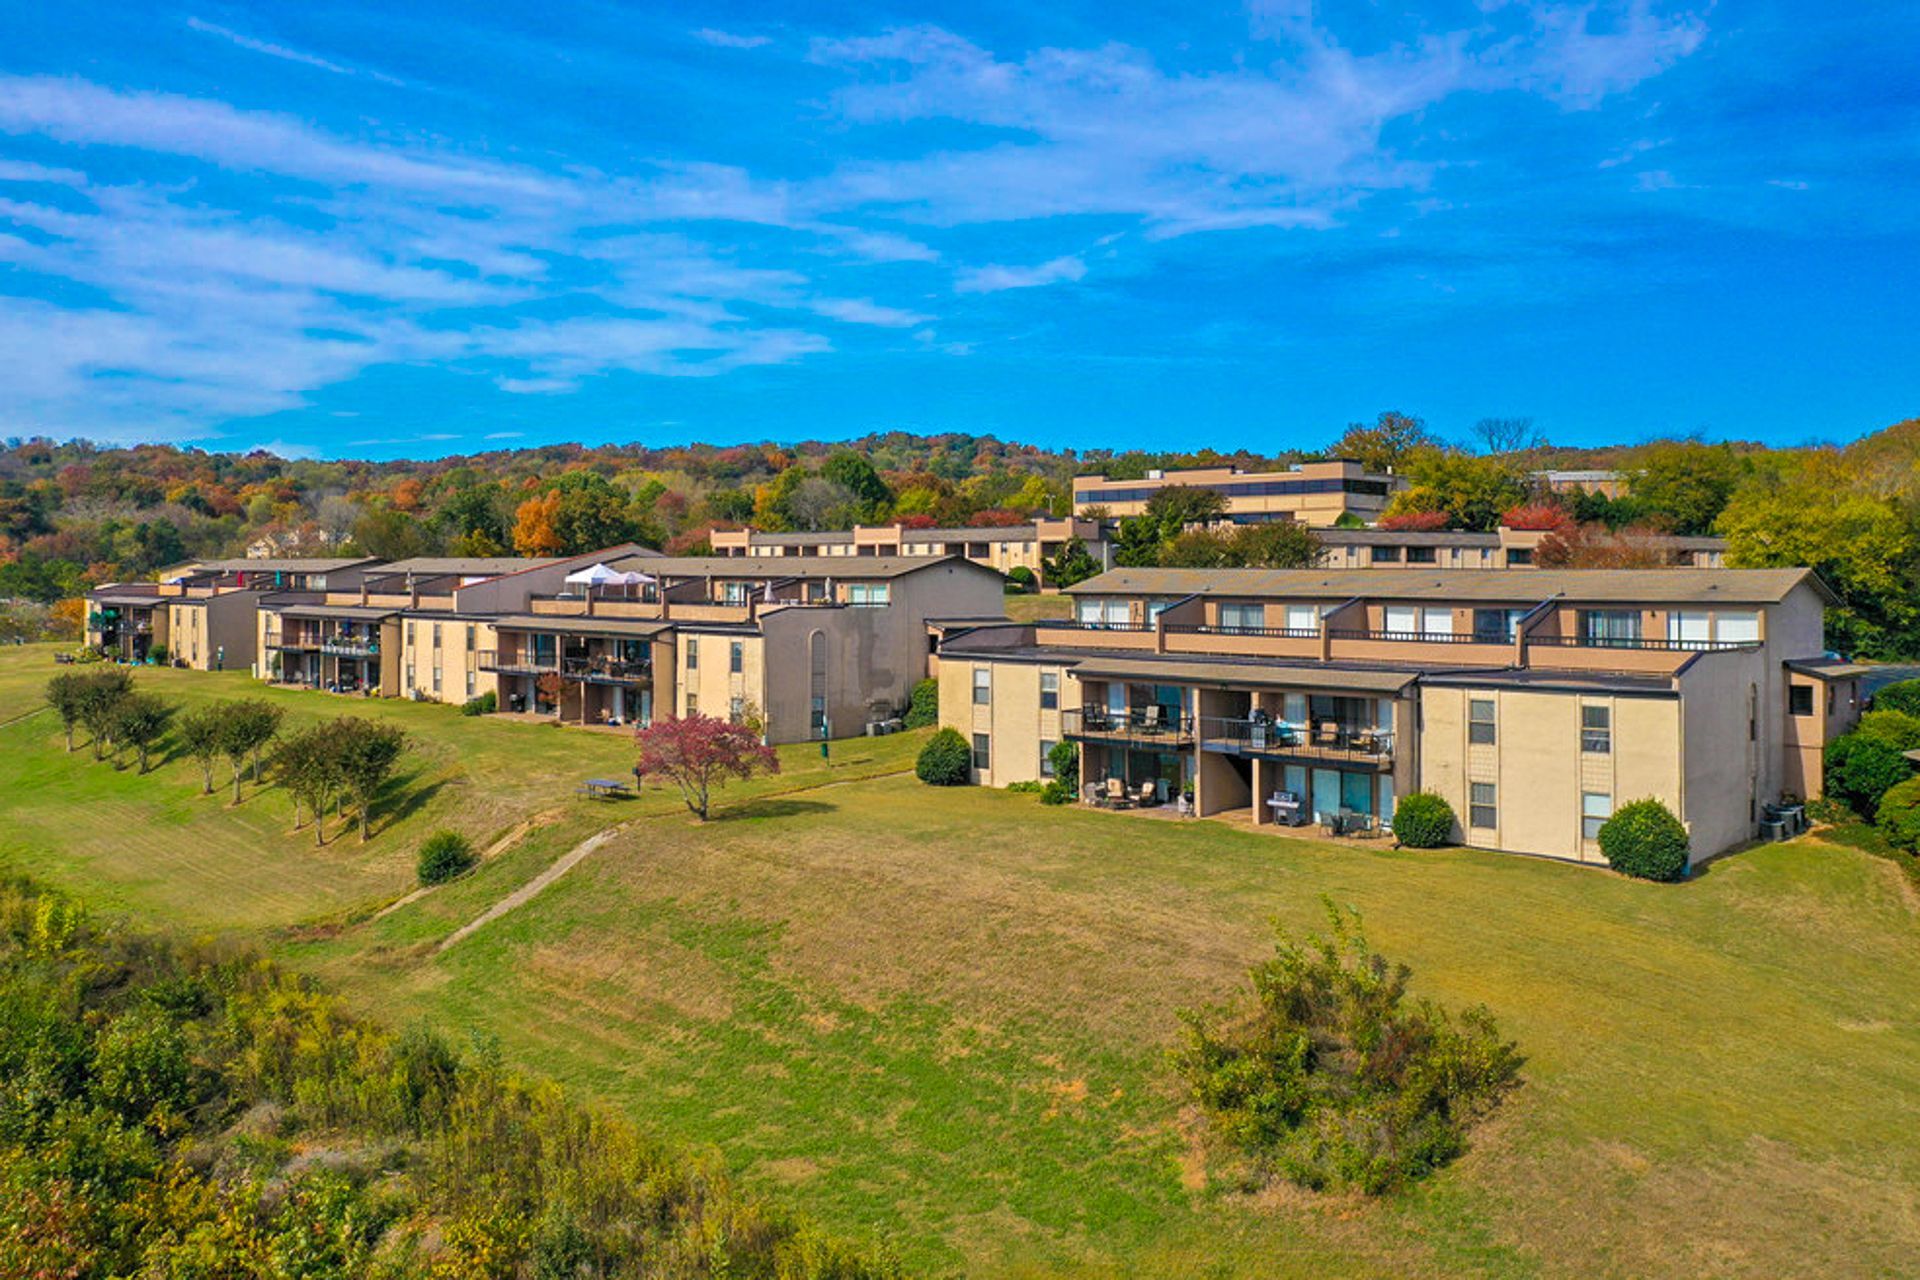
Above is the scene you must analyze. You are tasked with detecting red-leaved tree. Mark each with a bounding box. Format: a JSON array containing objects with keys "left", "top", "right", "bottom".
[
  {"left": 1378, "top": 510, "right": 1451, "bottom": 532},
  {"left": 635, "top": 714, "right": 780, "bottom": 821}
]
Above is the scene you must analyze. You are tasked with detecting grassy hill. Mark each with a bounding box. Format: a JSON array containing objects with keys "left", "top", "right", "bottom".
[{"left": 3, "top": 644, "right": 1918, "bottom": 1278}]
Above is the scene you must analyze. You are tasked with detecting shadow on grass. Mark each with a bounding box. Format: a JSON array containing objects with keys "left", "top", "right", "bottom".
[
  {"left": 712, "top": 797, "right": 837, "bottom": 822},
  {"left": 373, "top": 768, "right": 455, "bottom": 835}
]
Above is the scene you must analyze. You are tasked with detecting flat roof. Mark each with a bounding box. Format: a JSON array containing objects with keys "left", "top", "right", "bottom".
[
  {"left": 1068, "top": 654, "right": 1421, "bottom": 694},
  {"left": 1785, "top": 658, "right": 1876, "bottom": 680},
  {"left": 1066, "top": 566, "right": 1824, "bottom": 605},
  {"left": 275, "top": 604, "right": 401, "bottom": 622},
  {"left": 607, "top": 553, "right": 990, "bottom": 580},
  {"left": 366, "top": 557, "right": 561, "bottom": 577},
  {"left": 724, "top": 523, "right": 1060, "bottom": 545},
  {"left": 487, "top": 614, "right": 672, "bottom": 637},
  {"left": 1418, "top": 667, "right": 1680, "bottom": 697},
  {"left": 189, "top": 557, "right": 380, "bottom": 572}
]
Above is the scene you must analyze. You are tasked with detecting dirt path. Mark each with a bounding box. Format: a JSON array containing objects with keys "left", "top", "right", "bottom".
[
  {"left": 437, "top": 821, "right": 632, "bottom": 952},
  {"left": 373, "top": 809, "right": 559, "bottom": 921}
]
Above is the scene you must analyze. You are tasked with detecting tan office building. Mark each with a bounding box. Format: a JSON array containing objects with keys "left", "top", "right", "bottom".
[
  {"left": 1072, "top": 459, "right": 1402, "bottom": 526},
  {"left": 710, "top": 517, "right": 1111, "bottom": 586}
]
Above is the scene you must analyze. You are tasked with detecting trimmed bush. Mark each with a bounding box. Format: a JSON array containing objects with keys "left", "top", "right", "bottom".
[
  {"left": 417, "top": 831, "right": 477, "bottom": 885},
  {"left": 1825, "top": 732, "right": 1911, "bottom": 819},
  {"left": 1853, "top": 709, "right": 1920, "bottom": 752},
  {"left": 460, "top": 690, "right": 498, "bottom": 717},
  {"left": 903, "top": 678, "right": 939, "bottom": 729},
  {"left": 1875, "top": 775, "right": 1920, "bottom": 853},
  {"left": 1392, "top": 792, "right": 1455, "bottom": 848},
  {"left": 1871, "top": 678, "right": 1920, "bottom": 717},
  {"left": 1038, "top": 780, "right": 1073, "bottom": 805},
  {"left": 1005, "top": 566, "right": 1037, "bottom": 594},
  {"left": 1596, "top": 798, "right": 1691, "bottom": 881},
  {"left": 916, "top": 728, "right": 973, "bottom": 786},
  {"left": 1046, "top": 739, "right": 1079, "bottom": 784}
]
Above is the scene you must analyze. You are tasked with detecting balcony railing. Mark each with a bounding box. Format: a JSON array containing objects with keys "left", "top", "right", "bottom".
[
  {"left": 1163, "top": 623, "right": 1320, "bottom": 639},
  {"left": 321, "top": 638, "right": 380, "bottom": 658},
  {"left": 1198, "top": 717, "right": 1395, "bottom": 767},
  {"left": 477, "top": 648, "right": 557, "bottom": 675},
  {"left": 1048, "top": 620, "right": 1157, "bottom": 633},
  {"left": 266, "top": 636, "right": 322, "bottom": 651},
  {"left": 1326, "top": 628, "right": 1495, "bottom": 645},
  {"left": 1526, "top": 634, "right": 1761, "bottom": 652},
  {"left": 561, "top": 654, "right": 651, "bottom": 683},
  {"left": 1061, "top": 706, "right": 1194, "bottom": 746}
]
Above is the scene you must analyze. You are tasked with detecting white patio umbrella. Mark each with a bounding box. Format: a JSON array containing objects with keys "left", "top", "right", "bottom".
[{"left": 564, "top": 563, "right": 624, "bottom": 586}]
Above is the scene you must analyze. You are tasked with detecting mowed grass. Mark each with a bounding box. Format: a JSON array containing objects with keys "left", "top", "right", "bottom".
[
  {"left": 4, "top": 644, "right": 1920, "bottom": 1277},
  {"left": 1002, "top": 592, "right": 1073, "bottom": 622}
]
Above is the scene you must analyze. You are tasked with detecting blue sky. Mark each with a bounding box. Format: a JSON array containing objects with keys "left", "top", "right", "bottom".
[{"left": 0, "top": 2, "right": 1915, "bottom": 460}]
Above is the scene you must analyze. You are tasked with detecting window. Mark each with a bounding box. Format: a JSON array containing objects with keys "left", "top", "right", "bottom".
[
  {"left": 1468, "top": 698, "right": 1497, "bottom": 745},
  {"left": 729, "top": 695, "right": 744, "bottom": 723},
  {"left": 1406, "top": 545, "right": 1437, "bottom": 564},
  {"left": 1040, "top": 671, "right": 1059, "bottom": 710},
  {"left": 1473, "top": 608, "right": 1521, "bottom": 642},
  {"left": 1469, "top": 782, "right": 1497, "bottom": 829},
  {"left": 405, "top": 663, "right": 415, "bottom": 690},
  {"left": 729, "top": 641, "right": 744, "bottom": 674},
  {"left": 432, "top": 623, "right": 442, "bottom": 649},
  {"left": 1384, "top": 605, "right": 1419, "bottom": 636},
  {"left": 971, "top": 733, "right": 991, "bottom": 770},
  {"left": 466, "top": 671, "right": 476, "bottom": 697},
  {"left": 1581, "top": 704, "right": 1611, "bottom": 754},
  {"left": 973, "top": 666, "right": 992, "bottom": 705},
  {"left": 1717, "top": 611, "right": 1760, "bottom": 644},
  {"left": 1218, "top": 603, "right": 1265, "bottom": 633},
  {"left": 432, "top": 665, "right": 442, "bottom": 692},
  {"left": 406, "top": 621, "right": 415, "bottom": 646},
  {"left": 1387, "top": 606, "right": 1452, "bottom": 638},
  {"left": 1423, "top": 609, "right": 1455, "bottom": 639},
  {"left": 1788, "top": 684, "right": 1814, "bottom": 717},
  {"left": 1667, "top": 610, "right": 1710, "bottom": 648},
  {"left": 847, "top": 582, "right": 890, "bottom": 606},
  {"left": 466, "top": 625, "right": 476, "bottom": 651},
  {"left": 1581, "top": 609, "right": 1641, "bottom": 647},
  {"left": 1283, "top": 604, "right": 1319, "bottom": 632},
  {"left": 1582, "top": 792, "right": 1613, "bottom": 841},
  {"left": 1506, "top": 547, "right": 1534, "bottom": 566},
  {"left": 685, "top": 692, "right": 699, "bottom": 716},
  {"left": 1370, "top": 545, "right": 1402, "bottom": 564},
  {"left": 1076, "top": 598, "right": 1131, "bottom": 628},
  {"left": 1040, "top": 739, "right": 1058, "bottom": 776},
  {"left": 686, "top": 638, "right": 698, "bottom": 669}
]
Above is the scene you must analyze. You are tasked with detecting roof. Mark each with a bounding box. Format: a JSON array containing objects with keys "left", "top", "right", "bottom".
[
  {"left": 188, "top": 557, "right": 379, "bottom": 573},
  {"left": 275, "top": 603, "right": 400, "bottom": 622},
  {"left": 89, "top": 591, "right": 166, "bottom": 607},
  {"left": 487, "top": 614, "right": 672, "bottom": 638},
  {"left": 1417, "top": 667, "right": 1680, "bottom": 697},
  {"left": 1065, "top": 566, "right": 1827, "bottom": 605},
  {"left": 1067, "top": 654, "right": 1421, "bottom": 694},
  {"left": 605, "top": 554, "right": 993, "bottom": 580},
  {"left": 1785, "top": 658, "right": 1876, "bottom": 680},
  {"left": 365, "top": 557, "right": 560, "bottom": 578},
  {"left": 726, "top": 523, "right": 1055, "bottom": 545}
]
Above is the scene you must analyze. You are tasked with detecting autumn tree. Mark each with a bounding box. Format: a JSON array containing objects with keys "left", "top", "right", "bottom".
[
  {"left": 110, "top": 693, "right": 174, "bottom": 774},
  {"left": 333, "top": 717, "right": 410, "bottom": 842},
  {"left": 1630, "top": 440, "right": 1748, "bottom": 535},
  {"left": 635, "top": 713, "right": 780, "bottom": 821},
  {"left": 74, "top": 668, "right": 135, "bottom": 761},
  {"left": 218, "top": 700, "right": 284, "bottom": 803},
  {"left": 1331, "top": 410, "right": 1437, "bottom": 473}
]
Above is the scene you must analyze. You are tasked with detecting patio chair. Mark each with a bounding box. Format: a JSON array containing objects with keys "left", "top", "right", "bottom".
[
  {"left": 1138, "top": 704, "right": 1164, "bottom": 734},
  {"left": 1104, "top": 776, "right": 1133, "bottom": 808},
  {"left": 1135, "top": 779, "right": 1158, "bottom": 807}
]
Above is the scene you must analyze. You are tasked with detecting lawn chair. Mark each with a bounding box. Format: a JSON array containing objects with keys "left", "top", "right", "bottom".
[
  {"left": 1135, "top": 779, "right": 1158, "bottom": 807},
  {"left": 1138, "top": 704, "right": 1164, "bottom": 735},
  {"left": 1104, "top": 776, "right": 1133, "bottom": 808}
]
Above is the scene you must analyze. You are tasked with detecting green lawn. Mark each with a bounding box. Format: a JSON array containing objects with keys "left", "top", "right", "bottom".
[{"left": 4, "top": 644, "right": 1918, "bottom": 1278}]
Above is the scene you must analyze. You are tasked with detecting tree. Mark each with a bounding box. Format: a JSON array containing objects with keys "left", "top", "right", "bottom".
[
  {"left": 1873, "top": 775, "right": 1920, "bottom": 853},
  {"left": 74, "top": 668, "right": 135, "bottom": 761},
  {"left": 1631, "top": 440, "right": 1747, "bottom": 535},
  {"left": 512, "top": 490, "right": 566, "bottom": 556},
  {"left": 1226, "top": 521, "right": 1321, "bottom": 569},
  {"left": 786, "top": 477, "right": 857, "bottom": 531},
  {"left": 915, "top": 728, "right": 973, "bottom": 786},
  {"left": 1595, "top": 798, "right": 1692, "bottom": 882},
  {"left": 218, "top": 700, "right": 284, "bottom": 803},
  {"left": 45, "top": 671, "right": 87, "bottom": 751},
  {"left": 334, "top": 718, "right": 410, "bottom": 842},
  {"left": 1824, "top": 732, "right": 1911, "bottom": 818},
  {"left": 1143, "top": 485, "right": 1226, "bottom": 534},
  {"left": 1872, "top": 679, "right": 1920, "bottom": 716},
  {"left": 1472, "top": 417, "right": 1542, "bottom": 458},
  {"left": 1388, "top": 450, "right": 1530, "bottom": 532},
  {"left": 820, "top": 451, "right": 893, "bottom": 512},
  {"left": 351, "top": 507, "right": 431, "bottom": 561},
  {"left": 1043, "top": 536, "right": 1102, "bottom": 588},
  {"left": 904, "top": 678, "right": 939, "bottom": 729},
  {"left": 1331, "top": 410, "right": 1437, "bottom": 473},
  {"left": 177, "top": 705, "right": 225, "bottom": 795},
  {"left": 110, "top": 693, "right": 173, "bottom": 774},
  {"left": 634, "top": 714, "right": 779, "bottom": 820}
]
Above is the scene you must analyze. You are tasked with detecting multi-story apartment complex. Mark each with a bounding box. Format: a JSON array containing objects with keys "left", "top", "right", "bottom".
[
  {"left": 85, "top": 558, "right": 382, "bottom": 670},
  {"left": 1313, "top": 526, "right": 1726, "bottom": 570},
  {"left": 709, "top": 518, "right": 1112, "bottom": 586},
  {"left": 1072, "top": 459, "right": 1403, "bottom": 526},
  {"left": 935, "top": 566, "right": 1857, "bottom": 869}
]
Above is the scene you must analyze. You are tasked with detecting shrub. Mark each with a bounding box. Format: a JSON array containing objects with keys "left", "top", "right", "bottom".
[
  {"left": 1174, "top": 903, "right": 1521, "bottom": 1195},
  {"left": 1872, "top": 678, "right": 1920, "bottom": 717},
  {"left": 1005, "top": 780, "right": 1043, "bottom": 794},
  {"left": 91, "top": 1007, "right": 194, "bottom": 1127},
  {"left": 460, "top": 690, "right": 497, "bottom": 716},
  {"left": 1596, "top": 798, "right": 1691, "bottom": 881},
  {"left": 1005, "top": 566, "right": 1037, "bottom": 594},
  {"left": 903, "top": 678, "right": 939, "bottom": 729},
  {"left": 1853, "top": 709, "right": 1920, "bottom": 752},
  {"left": 146, "top": 644, "right": 168, "bottom": 665},
  {"left": 1875, "top": 776, "right": 1920, "bottom": 853},
  {"left": 1392, "top": 792, "right": 1455, "bottom": 848},
  {"left": 1825, "top": 732, "right": 1911, "bottom": 819},
  {"left": 916, "top": 728, "right": 973, "bottom": 786},
  {"left": 417, "top": 831, "right": 477, "bottom": 885},
  {"left": 1038, "top": 780, "right": 1073, "bottom": 805},
  {"left": 1046, "top": 739, "right": 1079, "bottom": 783}
]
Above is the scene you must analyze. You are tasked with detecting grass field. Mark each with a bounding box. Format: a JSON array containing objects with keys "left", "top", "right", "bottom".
[{"left": 4, "top": 643, "right": 1919, "bottom": 1278}]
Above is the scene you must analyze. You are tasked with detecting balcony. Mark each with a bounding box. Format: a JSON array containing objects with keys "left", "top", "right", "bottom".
[
  {"left": 1162, "top": 622, "right": 1319, "bottom": 640},
  {"left": 1061, "top": 705, "right": 1194, "bottom": 748},
  {"left": 1198, "top": 717, "right": 1395, "bottom": 769},
  {"left": 266, "top": 635, "right": 322, "bottom": 652},
  {"left": 321, "top": 638, "right": 380, "bottom": 658},
  {"left": 477, "top": 648, "right": 557, "bottom": 675},
  {"left": 561, "top": 654, "right": 651, "bottom": 683},
  {"left": 1526, "top": 634, "right": 1760, "bottom": 653}
]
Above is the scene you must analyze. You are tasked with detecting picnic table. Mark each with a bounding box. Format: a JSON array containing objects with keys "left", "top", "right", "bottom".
[{"left": 578, "top": 777, "right": 633, "bottom": 799}]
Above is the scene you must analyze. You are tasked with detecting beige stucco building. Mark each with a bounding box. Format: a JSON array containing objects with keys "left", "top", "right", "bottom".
[
  {"left": 936, "top": 565, "right": 1852, "bottom": 868},
  {"left": 1072, "top": 459, "right": 1402, "bottom": 526},
  {"left": 1312, "top": 525, "right": 1726, "bottom": 570},
  {"left": 710, "top": 517, "right": 1111, "bottom": 586}
]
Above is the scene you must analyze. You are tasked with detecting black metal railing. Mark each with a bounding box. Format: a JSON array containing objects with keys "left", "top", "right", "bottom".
[
  {"left": 477, "top": 648, "right": 557, "bottom": 674},
  {"left": 1162, "top": 623, "right": 1320, "bottom": 639},
  {"left": 321, "top": 638, "right": 379, "bottom": 658},
  {"left": 1326, "top": 628, "right": 1496, "bottom": 645},
  {"left": 561, "top": 655, "right": 651, "bottom": 682},
  {"left": 1526, "top": 634, "right": 1761, "bottom": 652},
  {"left": 1040, "top": 620, "right": 1156, "bottom": 633},
  {"left": 1198, "top": 717, "right": 1394, "bottom": 766},
  {"left": 266, "top": 636, "right": 322, "bottom": 651},
  {"left": 1061, "top": 706, "right": 1193, "bottom": 744}
]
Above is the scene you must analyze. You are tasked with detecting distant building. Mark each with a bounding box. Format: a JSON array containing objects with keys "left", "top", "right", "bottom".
[
  {"left": 1071, "top": 459, "right": 1403, "bottom": 526},
  {"left": 710, "top": 517, "right": 1111, "bottom": 586},
  {"left": 1532, "top": 469, "right": 1626, "bottom": 498},
  {"left": 1313, "top": 525, "right": 1725, "bottom": 570}
]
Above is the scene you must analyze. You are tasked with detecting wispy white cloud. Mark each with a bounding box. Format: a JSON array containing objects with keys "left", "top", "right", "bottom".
[
  {"left": 693, "top": 28, "right": 772, "bottom": 50},
  {"left": 185, "top": 17, "right": 407, "bottom": 86},
  {"left": 955, "top": 255, "right": 1086, "bottom": 293},
  {"left": 808, "top": 296, "right": 932, "bottom": 326}
]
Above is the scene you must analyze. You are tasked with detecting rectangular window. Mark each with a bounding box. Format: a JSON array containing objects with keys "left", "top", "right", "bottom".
[
  {"left": 466, "top": 671, "right": 476, "bottom": 697},
  {"left": 432, "top": 623, "right": 442, "bottom": 649},
  {"left": 1468, "top": 698, "right": 1497, "bottom": 745},
  {"left": 1581, "top": 704, "right": 1612, "bottom": 753},
  {"left": 1667, "top": 610, "right": 1711, "bottom": 648},
  {"left": 1218, "top": 603, "right": 1266, "bottom": 633},
  {"left": 847, "top": 582, "right": 891, "bottom": 606},
  {"left": 432, "top": 665, "right": 442, "bottom": 692},
  {"left": 1283, "top": 604, "right": 1319, "bottom": 632},
  {"left": 1788, "top": 684, "right": 1814, "bottom": 717},
  {"left": 1473, "top": 608, "right": 1521, "bottom": 642},
  {"left": 1384, "top": 605, "right": 1419, "bottom": 636},
  {"left": 1717, "top": 611, "right": 1760, "bottom": 644},
  {"left": 405, "top": 663, "right": 415, "bottom": 690},
  {"left": 1370, "top": 545, "right": 1402, "bottom": 564},
  {"left": 685, "top": 638, "right": 698, "bottom": 669},
  {"left": 1422, "top": 609, "right": 1455, "bottom": 639},
  {"left": 1470, "top": 782, "right": 1497, "bottom": 829},
  {"left": 973, "top": 666, "right": 991, "bottom": 705},
  {"left": 466, "top": 625, "right": 476, "bottom": 650},
  {"left": 1040, "top": 739, "right": 1058, "bottom": 776},
  {"left": 971, "top": 733, "right": 991, "bottom": 770},
  {"left": 1582, "top": 792, "right": 1613, "bottom": 841},
  {"left": 1040, "top": 670, "right": 1059, "bottom": 710},
  {"left": 1406, "top": 545, "right": 1437, "bottom": 564},
  {"left": 1506, "top": 547, "right": 1534, "bottom": 566},
  {"left": 729, "top": 641, "right": 744, "bottom": 674},
  {"left": 406, "top": 621, "right": 416, "bottom": 646},
  {"left": 685, "top": 692, "right": 699, "bottom": 716},
  {"left": 1582, "top": 609, "right": 1642, "bottom": 647},
  {"left": 729, "top": 695, "right": 744, "bottom": 723}
]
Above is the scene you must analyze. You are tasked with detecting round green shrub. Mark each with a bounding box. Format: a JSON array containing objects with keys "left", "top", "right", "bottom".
[
  {"left": 1596, "top": 798, "right": 1691, "bottom": 882},
  {"left": 1871, "top": 678, "right": 1920, "bottom": 717},
  {"left": 91, "top": 1008, "right": 193, "bottom": 1125},
  {"left": 903, "top": 678, "right": 939, "bottom": 729},
  {"left": 1391, "top": 792, "right": 1455, "bottom": 848},
  {"left": 1038, "top": 779, "right": 1073, "bottom": 805},
  {"left": 1046, "top": 739, "right": 1079, "bottom": 783},
  {"left": 916, "top": 728, "right": 973, "bottom": 786},
  {"left": 1853, "top": 709, "right": 1920, "bottom": 752},
  {"left": 1875, "top": 775, "right": 1920, "bottom": 853},
  {"left": 417, "top": 830, "right": 477, "bottom": 885},
  {"left": 1824, "top": 732, "right": 1911, "bottom": 819},
  {"left": 1005, "top": 566, "right": 1038, "bottom": 594}
]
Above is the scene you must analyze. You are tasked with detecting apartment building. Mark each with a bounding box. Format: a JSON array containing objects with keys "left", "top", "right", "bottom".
[
  {"left": 484, "top": 554, "right": 1005, "bottom": 743},
  {"left": 86, "top": 558, "right": 382, "bottom": 671},
  {"left": 709, "top": 517, "right": 1112, "bottom": 586},
  {"left": 1313, "top": 526, "right": 1726, "bottom": 570},
  {"left": 1071, "top": 459, "right": 1403, "bottom": 526},
  {"left": 935, "top": 566, "right": 1852, "bottom": 868}
]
